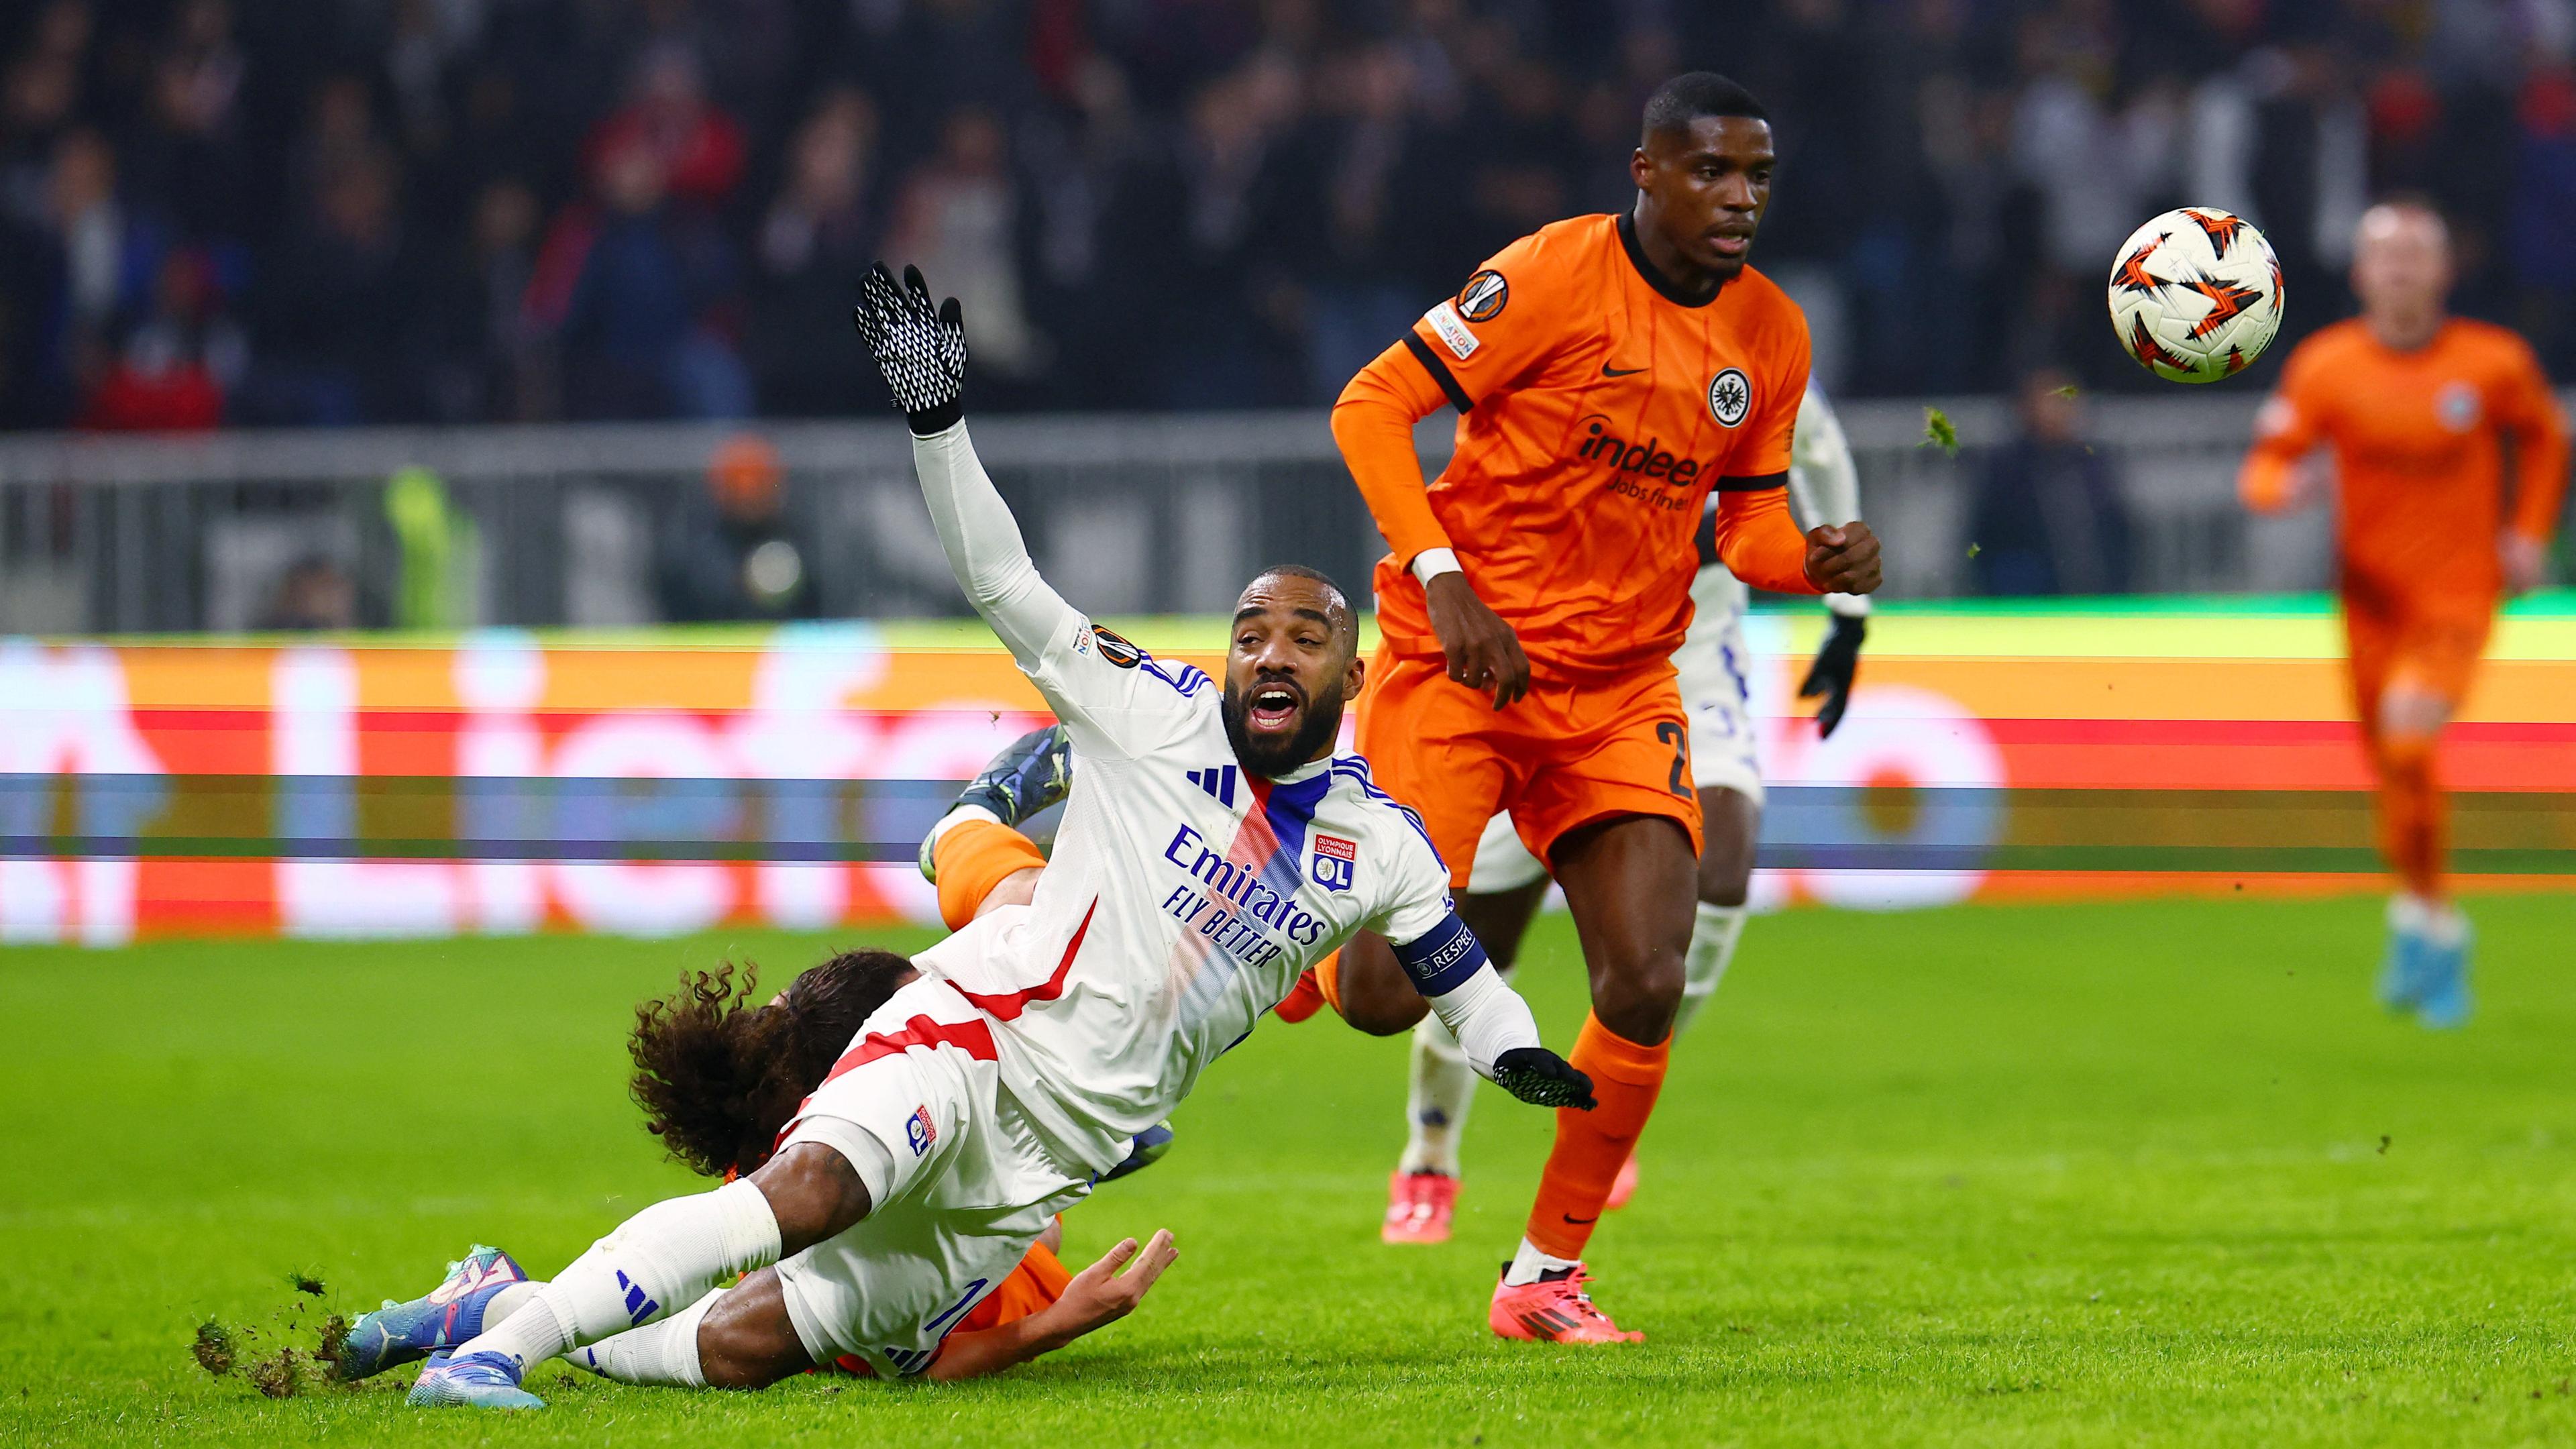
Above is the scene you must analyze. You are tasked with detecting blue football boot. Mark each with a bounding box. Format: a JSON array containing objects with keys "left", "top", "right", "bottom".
[
  {"left": 1099, "top": 1120, "right": 1175, "bottom": 1183},
  {"left": 408, "top": 1348, "right": 545, "bottom": 1409},
  {"left": 335, "top": 1245, "right": 527, "bottom": 1382},
  {"left": 2413, "top": 928, "right": 2474, "bottom": 1030},
  {"left": 919, "top": 724, "right": 1074, "bottom": 880}
]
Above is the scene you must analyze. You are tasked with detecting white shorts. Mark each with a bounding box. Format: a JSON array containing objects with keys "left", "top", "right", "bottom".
[
  {"left": 1468, "top": 570, "right": 1764, "bottom": 894},
  {"left": 772, "top": 974, "right": 1087, "bottom": 1377}
]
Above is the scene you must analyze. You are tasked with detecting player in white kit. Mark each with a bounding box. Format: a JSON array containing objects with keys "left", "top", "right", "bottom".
[
  {"left": 1382, "top": 384, "right": 1870, "bottom": 1242},
  {"left": 394, "top": 265, "right": 1590, "bottom": 1409}
]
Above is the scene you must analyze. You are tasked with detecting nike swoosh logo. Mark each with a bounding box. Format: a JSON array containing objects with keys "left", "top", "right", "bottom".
[
  {"left": 1561, "top": 1213, "right": 1599, "bottom": 1225},
  {"left": 1601, "top": 365, "right": 1646, "bottom": 377}
]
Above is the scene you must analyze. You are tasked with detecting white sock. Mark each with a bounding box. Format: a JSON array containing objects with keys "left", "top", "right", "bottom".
[
  {"left": 2390, "top": 893, "right": 2468, "bottom": 947},
  {"left": 574, "top": 1289, "right": 716, "bottom": 1388},
  {"left": 1503, "top": 1236, "right": 1581, "bottom": 1287},
  {"left": 1399, "top": 964, "right": 1513, "bottom": 1176},
  {"left": 452, "top": 1177, "right": 782, "bottom": 1373},
  {"left": 1674, "top": 901, "right": 1747, "bottom": 1038},
  {"left": 481, "top": 1281, "right": 543, "bottom": 1330}
]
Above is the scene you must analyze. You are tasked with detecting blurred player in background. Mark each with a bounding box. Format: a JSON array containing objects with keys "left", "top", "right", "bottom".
[
  {"left": 1322, "top": 73, "right": 1882, "bottom": 1342},
  {"left": 2239, "top": 199, "right": 2567, "bottom": 1027},
  {"left": 1380, "top": 382, "right": 1868, "bottom": 1246}
]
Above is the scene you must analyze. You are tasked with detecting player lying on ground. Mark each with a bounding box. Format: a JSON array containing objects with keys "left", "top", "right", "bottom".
[
  {"left": 2237, "top": 198, "right": 2567, "bottom": 1027},
  {"left": 333, "top": 947, "right": 1183, "bottom": 1391},
  {"left": 1374, "top": 381, "right": 1871, "bottom": 1246},
  {"left": 1322, "top": 72, "right": 1883, "bottom": 1342},
  {"left": 384, "top": 262, "right": 1589, "bottom": 1409}
]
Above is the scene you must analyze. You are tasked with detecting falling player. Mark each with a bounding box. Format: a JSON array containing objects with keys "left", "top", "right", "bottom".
[
  {"left": 2239, "top": 199, "right": 2567, "bottom": 1026},
  {"left": 1381, "top": 382, "right": 1870, "bottom": 1246},
  {"left": 388, "top": 264, "right": 1590, "bottom": 1407},
  {"left": 1324, "top": 72, "right": 1884, "bottom": 1342}
]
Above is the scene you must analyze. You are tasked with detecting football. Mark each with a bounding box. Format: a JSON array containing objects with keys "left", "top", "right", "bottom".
[{"left": 2106, "top": 207, "right": 2286, "bottom": 383}]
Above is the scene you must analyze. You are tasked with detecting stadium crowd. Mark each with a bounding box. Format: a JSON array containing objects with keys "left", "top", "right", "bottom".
[{"left": 3, "top": 0, "right": 2573, "bottom": 430}]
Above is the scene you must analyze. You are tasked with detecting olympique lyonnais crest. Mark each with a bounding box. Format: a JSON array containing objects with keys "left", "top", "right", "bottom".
[
  {"left": 1707, "top": 368, "right": 1751, "bottom": 427},
  {"left": 906, "top": 1105, "right": 938, "bottom": 1157},
  {"left": 1311, "top": 833, "right": 1358, "bottom": 892}
]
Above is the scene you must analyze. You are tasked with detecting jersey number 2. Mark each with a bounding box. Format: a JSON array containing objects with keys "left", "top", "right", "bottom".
[{"left": 1656, "top": 720, "right": 1690, "bottom": 798}]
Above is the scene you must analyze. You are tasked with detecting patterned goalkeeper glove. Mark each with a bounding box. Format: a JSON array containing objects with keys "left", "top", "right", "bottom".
[
  {"left": 1493, "top": 1047, "right": 1596, "bottom": 1111},
  {"left": 1798, "top": 610, "right": 1866, "bottom": 739},
  {"left": 852, "top": 262, "right": 967, "bottom": 435}
]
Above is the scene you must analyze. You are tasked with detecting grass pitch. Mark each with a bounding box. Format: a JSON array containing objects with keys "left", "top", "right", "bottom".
[{"left": 5, "top": 894, "right": 2575, "bottom": 1448}]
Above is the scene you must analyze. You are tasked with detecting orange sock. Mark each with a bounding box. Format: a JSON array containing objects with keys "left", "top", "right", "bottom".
[
  {"left": 2374, "top": 737, "right": 2446, "bottom": 898},
  {"left": 931, "top": 819, "right": 1047, "bottom": 930},
  {"left": 1312, "top": 949, "right": 1342, "bottom": 1014},
  {"left": 1523, "top": 1013, "right": 1668, "bottom": 1260},
  {"left": 1274, "top": 951, "right": 1338, "bottom": 1024}
]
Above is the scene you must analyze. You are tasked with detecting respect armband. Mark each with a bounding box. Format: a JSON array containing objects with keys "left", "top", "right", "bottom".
[{"left": 1390, "top": 910, "right": 1489, "bottom": 997}]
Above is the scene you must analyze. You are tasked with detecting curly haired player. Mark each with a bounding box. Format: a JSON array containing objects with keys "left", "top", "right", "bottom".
[{"left": 334, "top": 949, "right": 1179, "bottom": 1391}]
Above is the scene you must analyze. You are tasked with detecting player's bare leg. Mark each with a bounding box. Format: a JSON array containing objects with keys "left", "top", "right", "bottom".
[
  {"left": 1387, "top": 878, "right": 1547, "bottom": 1244},
  {"left": 1486, "top": 812, "right": 1693, "bottom": 1343}
]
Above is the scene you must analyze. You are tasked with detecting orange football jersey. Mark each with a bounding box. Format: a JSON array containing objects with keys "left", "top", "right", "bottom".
[
  {"left": 2242, "top": 317, "right": 2568, "bottom": 609},
  {"left": 1335, "top": 213, "right": 1815, "bottom": 679}
]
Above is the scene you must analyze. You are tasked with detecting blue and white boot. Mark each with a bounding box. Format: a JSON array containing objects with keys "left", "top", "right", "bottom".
[
  {"left": 2413, "top": 914, "right": 2474, "bottom": 1030},
  {"left": 335, "top": 1245, "right": 527, "bottom": 1381},
  {"left": 409, "top": 1348, "right": 545, "bottom": 1409},
  {"left": 919, "top": 724, "right": 1074, "bottom": 880},
  {"left": 2376, "top": 922, "right": 2428, "bottom": 1012}
]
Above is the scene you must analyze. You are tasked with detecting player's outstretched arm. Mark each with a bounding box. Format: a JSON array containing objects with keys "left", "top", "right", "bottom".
[
  {"left": 851, "top": 263, "right": 1077, "bottom": 669},
  {"left": 924, "top": 1231, "right": 1180, "bottom": 1382},
  {"left": 1386, "top": 914, "right": 1595, "bottom": 1110}
]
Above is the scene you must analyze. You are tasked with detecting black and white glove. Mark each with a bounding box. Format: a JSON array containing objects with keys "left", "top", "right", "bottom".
[
  {"left": 1798, "top": 610, "right": 1866, "bottom": 739},
  {"left": 1492, "top": 1047, "right": 1597, "bottom": 1111},
  {"left": 852, "top": 262, "right": 967, "bottom": 435}
]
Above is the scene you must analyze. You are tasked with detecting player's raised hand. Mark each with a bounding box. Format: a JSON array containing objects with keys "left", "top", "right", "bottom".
[
  {"left": 1057, "top": 1230, "right": 1181, "bottom": 1333},
  {"left": 851, "top": 262, "right": 967, "bottom": 435},
  {"left": 1492, "top": 1046, "right": 1597, "bottom": 1111},
  {"left": 1424, "top": 572, "right": 1532, "bottom": 710},
  {"left": 1803, "top": 522, "right": 1882, "bottom": 596},
  {"left": 1798, "top": 611, "right": 1866, "bottom": 738}
]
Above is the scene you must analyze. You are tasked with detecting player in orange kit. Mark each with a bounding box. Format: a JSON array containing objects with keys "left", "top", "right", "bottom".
[
  {"left": 2239, "top": 199, "right": 2567, "bottom": 1027},
  {"left": 1321, "top": 72, "right": 1882, "bottom": 1342}
]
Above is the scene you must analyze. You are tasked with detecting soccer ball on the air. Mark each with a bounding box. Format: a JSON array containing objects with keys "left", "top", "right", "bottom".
[{"left": 2105, "top": 208, "right": 2284, "bottom": 383}]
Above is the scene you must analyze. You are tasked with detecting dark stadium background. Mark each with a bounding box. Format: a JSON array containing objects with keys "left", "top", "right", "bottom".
[{"left": 5, "top": 0, "right": 2573, "bottom": 434}]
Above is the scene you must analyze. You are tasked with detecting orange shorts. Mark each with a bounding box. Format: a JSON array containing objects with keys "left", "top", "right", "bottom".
[
  {"left": 2341, "top": 591, "right": 2491, "bottom": 731},
  {"left": 1354, "top": 647, "right": 1702, "bottom": 890}
]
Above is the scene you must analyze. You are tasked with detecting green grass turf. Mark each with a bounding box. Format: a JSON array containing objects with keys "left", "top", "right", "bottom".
[{"left": 5, "top": 895, "right": 2575, "bottom": 1447}]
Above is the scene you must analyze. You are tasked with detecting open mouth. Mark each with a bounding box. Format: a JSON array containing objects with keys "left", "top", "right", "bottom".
[
  {"left": 1245, "top": 680, "right": 1304, "bottom": 735},
  {"left": 1707, "top": 229, "right": 1753, "bottom": 258}
]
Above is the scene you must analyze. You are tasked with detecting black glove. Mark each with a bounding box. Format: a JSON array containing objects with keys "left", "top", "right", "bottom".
[
  {"left": 1798, "top": 610, "right": 1866, "bottom": 739},
  {"left": 851, "top": 262, "right": 967, "bottom": 435},
  {"left": 1492, "top": 1047, "right": 1596, "bottom": 1111}
]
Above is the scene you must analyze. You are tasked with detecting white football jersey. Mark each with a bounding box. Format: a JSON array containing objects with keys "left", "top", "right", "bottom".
[{"left": 911, "top": 612, "right": 1463, "bottom": 1180}]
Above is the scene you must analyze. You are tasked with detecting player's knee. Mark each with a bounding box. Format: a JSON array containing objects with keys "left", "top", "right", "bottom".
[
  {"left": 1591, "top": 949, "right": 1683, "bottom": 1044},
  {"left": 747, "top": 1142, "right": 875, "bottom": 1255}
]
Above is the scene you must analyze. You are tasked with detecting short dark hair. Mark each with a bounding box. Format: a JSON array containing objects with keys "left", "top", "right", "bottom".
[
  {"left": 1642, "top": 72, "right": 1768, "bottom": 141},
  {"left": 627, "top": 949, "right": 914, "bottom": 1177},
  {"left": 1246, "top": 563, "right": 1358, "bottom": 651}
]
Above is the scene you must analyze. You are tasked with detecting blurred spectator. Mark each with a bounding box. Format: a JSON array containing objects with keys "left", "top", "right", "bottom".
[
  {"left": 584, "top": 46, "right": 746, "bottom": 213},
  {"left": 78, "top": 245, "right": 243, "bottom": 430},
  {"left": 655, "top": 433, "right": 820, "bottom": 621},
  {"left": 423, "top": 177, "right": 543, "bottom": 421},
  {"left": 1971, "top": 369, "right": 2134, "bottom": 597},
  {"left": 245, "top": 150, "right": 417, "bottom": 424},
  {"left": 750, "top": 88, "right": 878, "bottom": 417},
  {"left": 539, "top": 139, "right": 751, "bottom": 420},
  {"left": 258, "top": 555, "right": 359, "bottom": 630},
  {"left": 888, "top": 107, "right": 1045, "bottom": 385}
]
